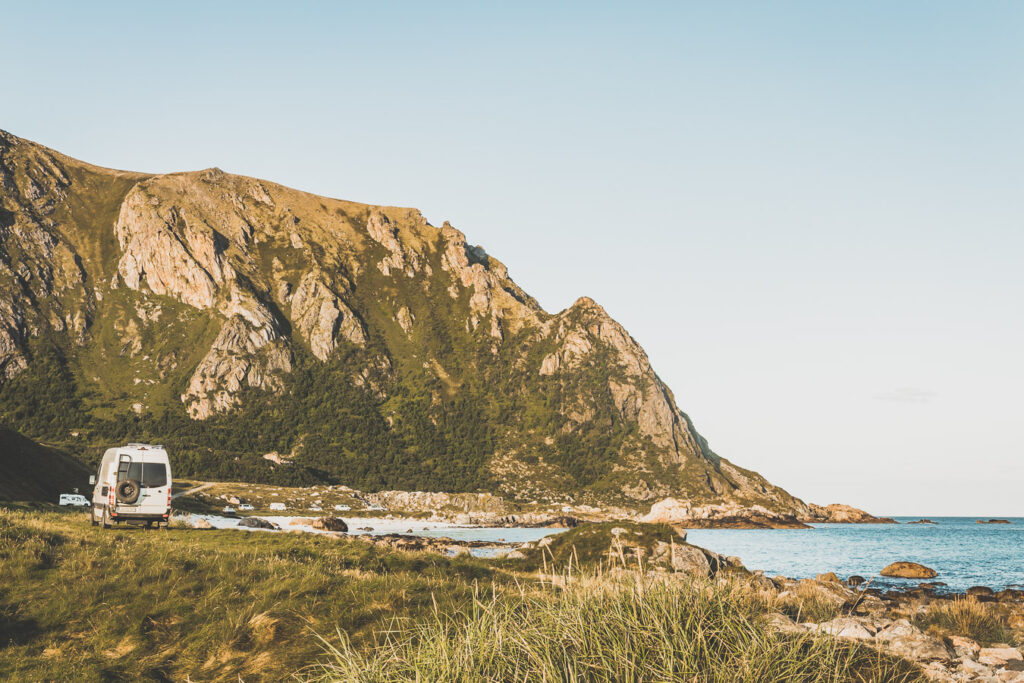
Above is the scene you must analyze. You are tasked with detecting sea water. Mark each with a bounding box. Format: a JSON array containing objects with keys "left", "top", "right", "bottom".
[{"left": 686, "top": 517, "right": 1024, "bottom": 591}]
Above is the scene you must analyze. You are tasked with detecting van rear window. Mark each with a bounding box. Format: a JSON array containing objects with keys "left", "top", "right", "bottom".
[{"left": 117, "top": 462, "right": 168, "bottom": 488}]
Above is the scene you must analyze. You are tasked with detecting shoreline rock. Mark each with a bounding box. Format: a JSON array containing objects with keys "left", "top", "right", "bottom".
[
  {"left": 799, "top": 503, "right": 897, "bottom": 524},
  {"left": 641, "top": 498, "right": 811, "bottom": 529},
  {"left": 880, "top": 561, "right": 938, "bottom": 579}
]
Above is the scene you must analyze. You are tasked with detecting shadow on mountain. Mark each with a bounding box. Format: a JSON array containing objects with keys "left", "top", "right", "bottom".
[{"left": 0, "top": 427, "right": 90, "bottom": 502}]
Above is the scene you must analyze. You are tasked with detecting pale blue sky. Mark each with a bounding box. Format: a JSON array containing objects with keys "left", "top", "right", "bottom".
[{"left": 3, "top": 2, "right": 1021, "bottom": 514}]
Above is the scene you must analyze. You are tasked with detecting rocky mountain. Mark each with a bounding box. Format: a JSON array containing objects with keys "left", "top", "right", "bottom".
[{"left": 0, "top": 129, "right": 814, "bottom": 512}]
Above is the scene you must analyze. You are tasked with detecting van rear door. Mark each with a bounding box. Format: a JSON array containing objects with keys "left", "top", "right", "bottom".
[{"left": 135, "top": 455, "right": 170, "bottom": 515}]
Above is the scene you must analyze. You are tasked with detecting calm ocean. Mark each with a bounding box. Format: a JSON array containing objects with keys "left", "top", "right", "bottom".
[{"left": 686, "top": 517, "right": 1024, "bottom": 592}]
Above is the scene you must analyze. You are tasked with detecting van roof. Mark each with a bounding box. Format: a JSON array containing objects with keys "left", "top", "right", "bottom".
[{"left": 104, "top": 444, "right": 170, "bottom": 459}]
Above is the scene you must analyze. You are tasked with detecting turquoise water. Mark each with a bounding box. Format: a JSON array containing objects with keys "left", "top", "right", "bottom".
[{"left": 686, "top": 517, "right": 1024, "bottom": 592}]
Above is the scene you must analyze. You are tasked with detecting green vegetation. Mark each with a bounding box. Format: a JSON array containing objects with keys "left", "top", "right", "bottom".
[
  {"left": 511, "top": 521, "right": 686, "bottom": 571},
  {"left": 0, "top": 304, "right": 647, "bottom": 500},
  {"left": 0, "top": 505, "right": 924, "bottom": 682},
  {"left": 305, "top": 574, "right": 921, "bottom": 683},
  {"left": 0, "top": 504, "right": 494, "bottom": 681},
  {"left": 915, "top": 597, "right": 1017, "bottom": 647},
  {"left": 772, "top": 581, "right": 847, "bottom": 624}
]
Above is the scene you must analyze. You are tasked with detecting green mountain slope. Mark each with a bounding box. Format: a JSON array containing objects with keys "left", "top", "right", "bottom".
[{"left": 0, "top": 129, "right": 809, "bottom": 512}]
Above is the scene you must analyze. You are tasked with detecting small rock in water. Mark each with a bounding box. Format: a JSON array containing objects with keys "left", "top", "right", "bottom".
[
  {"left": 237, "top": 517, "right": 278, "bottom": 530},
  {"left": 847, "top": 575, "right": 866, "bottom": 586},
  {"left": 966, "top": 585, "right": 994, "bottom": 597},
  {"left": 312, "top": 517, "right": 348, "bottom": 532},
  {"left": 880, "top": 561, "right": 937, "bottom": 579}
]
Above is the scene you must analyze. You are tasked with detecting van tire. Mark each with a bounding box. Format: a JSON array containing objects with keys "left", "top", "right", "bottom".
[
  {"left": 102, "top": 507, "right": 111, "bottom": 529},
  {"left": 116, "top": 479, "right": 141, "bottom": 504}
]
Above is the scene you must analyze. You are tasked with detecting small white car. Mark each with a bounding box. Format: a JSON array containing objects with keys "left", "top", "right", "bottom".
[
  {"left": 238, "top": 504, "right": 254, "bottom": 511},
  {"left": 222, "top": 506, "right": 236, "bottom": 514},
  {"left": 269, "top": 502, "right": 286, "bottom": 511},
  {"left": 59, "top": 494, "right": 90, "bottom": 507},
  {"left": 334, "top": 504, "right": 351, "bottom": 511}
]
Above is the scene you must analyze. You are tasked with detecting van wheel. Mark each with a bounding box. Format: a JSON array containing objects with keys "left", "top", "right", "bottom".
[
  {"left": 145, "top": 521, "right": 154, "bottom": 529},
  {"left": 102, "top": 507, "right": 111, "bottom": 529}
]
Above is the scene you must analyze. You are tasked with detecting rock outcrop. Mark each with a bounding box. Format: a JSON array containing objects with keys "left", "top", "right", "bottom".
[
  {"left": 290, "top": 271, "right": 365, "bottom": 360},
  {"left": 641, "top": 497, "right": 810, "bottom": 529},
  {"left": 800, "top": 503, "right": 896, "bottom": 524}
]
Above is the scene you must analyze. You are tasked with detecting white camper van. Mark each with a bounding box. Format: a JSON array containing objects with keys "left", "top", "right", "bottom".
[{"left": 91, "top": 444, "right": 172, "bottom": 528}]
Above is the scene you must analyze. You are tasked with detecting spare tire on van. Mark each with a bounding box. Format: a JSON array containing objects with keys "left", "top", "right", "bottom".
[{"left": 116, "top": 479, "right": 141, "bottom": 504}]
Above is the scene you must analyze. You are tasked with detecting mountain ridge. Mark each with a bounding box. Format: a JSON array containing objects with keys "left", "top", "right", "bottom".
[{"left": 0, "top": 128, "right": 818, "bottom": 515}]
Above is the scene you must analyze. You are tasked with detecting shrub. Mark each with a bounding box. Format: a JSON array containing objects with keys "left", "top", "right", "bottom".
[{"left": 915, "top": 597, "right": 1016, "bottom": 646}]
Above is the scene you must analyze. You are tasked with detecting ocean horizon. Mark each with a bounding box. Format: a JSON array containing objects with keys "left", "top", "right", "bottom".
[{"left": 686, "top": 517, "right": 1024, "bottom": 592}]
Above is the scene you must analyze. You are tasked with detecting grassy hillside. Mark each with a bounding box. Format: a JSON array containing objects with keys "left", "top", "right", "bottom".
[
  {"left": 0, "top": 505, "right": 925, "bottom": 682},
  {"left": 0, "top": 428, "right": 90, "bottom": 502}
]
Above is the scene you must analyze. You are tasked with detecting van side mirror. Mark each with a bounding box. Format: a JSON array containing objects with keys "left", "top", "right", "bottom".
[{"left": 89, "top": 475, "right": 96, "bottom": 485}]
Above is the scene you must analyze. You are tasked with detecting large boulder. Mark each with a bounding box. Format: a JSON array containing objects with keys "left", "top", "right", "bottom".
[
  {"left": 978, "top": 647, "right": 1023, "bottom": 667},
  {"left": 810, "top": 617, "right": 874, "bottom": 640},
  {"left": 879, "top": 561, "right": 937, "bottom": 579},
  {"left": 949, "top": 635, "right": 980, "bottom": 659},
  {"left": 238, "top": 517, "right": 279, "bottom": 530},
  {"left": 668, "top": 544, "right": 712, "bottom": 576},
  {"left": 193, "top": 518, "right": 213, "bottom": 529},
  {"left": 874, "top": 619, "right": 951, "bottom": 662},
  {"left": 311, "top": 517, "right": 348, "bottom": 532}
]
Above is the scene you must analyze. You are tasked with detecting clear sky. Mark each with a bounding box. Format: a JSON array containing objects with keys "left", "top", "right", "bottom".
[{"left": 2, "top": 2, "right": 1021, "bottom": 515}]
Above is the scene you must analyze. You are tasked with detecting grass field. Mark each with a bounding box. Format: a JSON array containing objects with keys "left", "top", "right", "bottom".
[{"left": 0, "top": 504, "right": 924, "bottom": 682}]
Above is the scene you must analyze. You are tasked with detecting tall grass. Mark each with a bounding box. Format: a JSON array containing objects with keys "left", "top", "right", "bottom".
[
  {"left": 916, "top": 597, "right": 1016, "bottom": 646},
  {"left": 769, "top": 581, "right": 846, "bottom": 624},
  {"left": 303, "top": 573, "right": 923, "bottom": 683}
]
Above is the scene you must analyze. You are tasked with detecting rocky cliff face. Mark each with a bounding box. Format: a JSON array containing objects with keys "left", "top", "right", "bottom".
[{"left": 0, "top": 130, "right": 813, "bottom": 512}]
